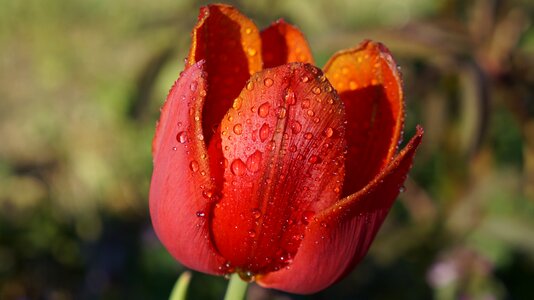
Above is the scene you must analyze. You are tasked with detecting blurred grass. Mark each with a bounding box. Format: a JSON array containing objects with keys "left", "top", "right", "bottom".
[{"left": 0, "top": 0, "right": 533, "bottom": 299}]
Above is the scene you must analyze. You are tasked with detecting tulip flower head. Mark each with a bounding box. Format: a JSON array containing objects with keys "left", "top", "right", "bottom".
[{"left": 150, "top": 4, "right": 423, "bottom": 294}]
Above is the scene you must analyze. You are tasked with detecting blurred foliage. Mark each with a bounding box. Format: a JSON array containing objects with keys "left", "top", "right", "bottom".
[{"left": 0, "top": 0, "right": 533, "bottom": 299}]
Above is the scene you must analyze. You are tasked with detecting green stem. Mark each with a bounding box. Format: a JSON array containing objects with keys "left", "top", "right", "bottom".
[
  {"left": 224, "top": 273, "right": 248, "bottom": 300},
  {"left": 169, "top": 271, "right": 192, "bottom": 300}
]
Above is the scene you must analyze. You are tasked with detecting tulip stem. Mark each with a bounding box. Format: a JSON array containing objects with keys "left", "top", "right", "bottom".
[{"left": 224, "top": 273, "right": 248, "bottom": 300}]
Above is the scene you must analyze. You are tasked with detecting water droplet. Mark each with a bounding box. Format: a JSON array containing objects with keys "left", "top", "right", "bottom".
[
  {"left": 307, "top": 110, "right": 314, "bottom": 117},
  {"left": 197, "top": 133, "right": 204, "bottom": 141},
  {"left": 266, "top": 140, "right": 276, "bottom": 151},
  {"left": 176, "top": 131, "right": 187, "bottom": 144},
  {"left": 259, "top": 123, "right": 270, "bottom": 142},
  {"left": 284, "top": 88, "right": 296, "bottom": 105},
  {"left": 248, "top": 230, "right": 256, "bottom": 238},
  {"left": 238, "top": 270, "right": 254, "bottom": 282},
  {"left": 246, "top": 81, "right": 254, "bottom": 91},
  {"left": 399, "top": 185, "right": 406, "bottom": 193},
  {"left": 302, "top": 210, "right": 315, "bottom": 225},
  {"left": 233, "top": 97, "right": 242, "bottom": 110},
  {"left": 190, "top": 81, "right": 198, "bottom": 91},
  {"left": 324, "top": 127, "right": 334, "bottom": 137},
  {"left": 264, "top": 78, "right": 273, "bottom": 87},
  {"left": 190, "top": 160, "right": 199, "bottom": 172},
  {"left": 196, "top": 211, "right": 205, "bottom": 217},
  {"left": 320, "top": 222, "right": 328, "bottom": 228},
  {"left": 289, "top": 145, "right": 297, "bottom": 152},
  {"left": 276, "top": 106, "right": 287, "bottom": 119},
  {"left": 247, "top": 47, "right": 257, "bottom": 56},
  {"left": 301, "top": 99, "right": 310, "bottom": 109},
  {"left": 230, "top": 158, "right": 246, "bottom": 176},
  {"left": 246, "top": 150, "right": 263, "bottom": 173},
  {"left": 172, "top": 147, "right": 177, "bottom": 151},
  {"left": 258, "top": 102, "right": 270, "bottom": 118},
  {"left": 304, "top": 132, "right": 313, "bottom": 140},
  {"left": 245, "top": 27, "right": 252, "bottom": 34},
  {"left": 233, "top": 123, "right": 243, "bottom": 135},
  {"left": 313, "top": 117, "right": 320, "bottom": 123},
  {"left": 301, "top": 75, "right": 309, "bottom": 83},
  {"left": 290, "top": 120, "right": 302, "bottom": 134},
  {"left": 325, "top": 85, "right": 333, "bottom": 92},
  {"left": 312, "top": 87, "right": 321, "bottom": 95},
  {"left": 308, "top": 155, "right": 321, "bottom": 164},
  {"left": 252, "top": 208, "right": 261, "bottom": 219}
]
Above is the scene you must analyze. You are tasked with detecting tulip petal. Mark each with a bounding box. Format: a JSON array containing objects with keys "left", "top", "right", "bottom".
[
  {"left": 187, "top": 4, "right": 263, "bottom": 143},
  {"left": 261, "top": 20, "right": 314, "bottom": 68},
  {"left": 150, "top": 61, "right": 225, "bottom": 275},
  {"left": 324, "top": 40, "right": 404, "bottom": 197},
  {"left": 258, "top": 127, "right": 423, "bottom": 294},
  {"left": 211, "top": 63, "right": 346, "bottom": 275}
]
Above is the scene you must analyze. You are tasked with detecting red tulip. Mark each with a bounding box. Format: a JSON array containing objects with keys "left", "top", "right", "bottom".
[{"left": 150, "top": 4, "right": 423, "bottom": 294}]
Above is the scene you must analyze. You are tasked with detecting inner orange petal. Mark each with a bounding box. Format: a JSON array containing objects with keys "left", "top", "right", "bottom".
[
  {"left": 261, "top": 19, "right": 314, "bottom": 68},
  {"left": 187, "top": 4, "right": 263, "bottom": 143},
  {"left": 323, "top": 40, "right": 404, "bottom": 197}
]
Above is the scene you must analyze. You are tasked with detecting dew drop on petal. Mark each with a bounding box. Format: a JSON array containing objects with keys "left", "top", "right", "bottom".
[
  {"left": 304, "top": 132, "right": 313, "bottom": 140},
  {"left": 246, "top": 81, "right": 254, "bottom": 91},
  {"left": 190, "top": 160, "right": 199, "bottom": 172},
  {"left": 172, "top": 147, "right": 177, "bottom": 151},
  {"left": 190, "top": 81, "right": 198, "bottom": 91},
  {"left": 233, "top": 97, "right": 242, "bottom": 110},
  {"left": 248, "top": 230, "right": 256, "bottom": 238},
  {"left": 252, "top": 208, "right": 261, "bottom": 219},
  {"left": 290, "top": 120, "right": 302, "bottom": 134},
  {"left": 247, "top": 47, "right": 257, "bottom": 57},
  {"left": 312, "top": 87, "right": 321, "bottom": 95},
  {"left": 302, "top": 210, "right": 315, "bottom": 225},
  {"left": 246, "top": 150, "right": 263, "bottom": 173},
  {"left": 324, "top": 127, "right": 334, "bottom": 137},
  {"left": 276, "top": 106, "right": 287, "bottom": 119},
  {"left": 176, "top": 131, "right": 187, "bottom": 144},
  {"left": 301, "top": 99, "right": 310, "bottom": 109},
  {"left": 196, "top": 211, "right": 205, "bottom": 217},
  {"left": 259, "top": 123, "right": 270, "bottom": 142},
  {"left": 258, "top": 102, "right": 270, "bottom": 118},
  {"left": 284, "top": 88, "right": 296, "bottom": 105},
  {"left": 266, "top": 140, "right": 276, "bottom": 151},
  {"left": 264, "top": 78, "right": 273, "bottom": 87},
  {"left": 233, "top": 123, "right": 243, "bottom": 135},
  {"left": 308, "top": 155, "right": 321, "bottom": 164},
  {"left": 230, "top": 158, "right": 246, "bottom": 176},
  {"left": 301, "top": 75, "right": 309, "bottom": 83}
]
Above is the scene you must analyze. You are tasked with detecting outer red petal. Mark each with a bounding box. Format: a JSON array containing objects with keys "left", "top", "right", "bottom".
[
  {"left": 187, "top": 4, "right": 263, "bottom": 143},
  {"left": 261, "top": 19, "right": 314, "bottom": 68},
  {"left": 150, "top": 61, "right": 225, "bottom": 274},
  {"left": 257, "top": 127, "right": 423, "bottom": 294},
  {"left": 324, "top": 40, "right": 404, "bottom": 197},
  {"left": 211, "top": 63, "right": 346, "bottom": 275}
]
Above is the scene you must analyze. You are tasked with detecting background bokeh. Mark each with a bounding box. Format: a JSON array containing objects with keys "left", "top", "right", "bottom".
[{"left": 1, "top": 0, "right": 533, "bottom": 299}]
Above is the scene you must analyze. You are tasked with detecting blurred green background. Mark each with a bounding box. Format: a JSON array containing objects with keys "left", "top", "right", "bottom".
[{"left": 1, "top": 0, "right": 533, "bottom": 299}]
